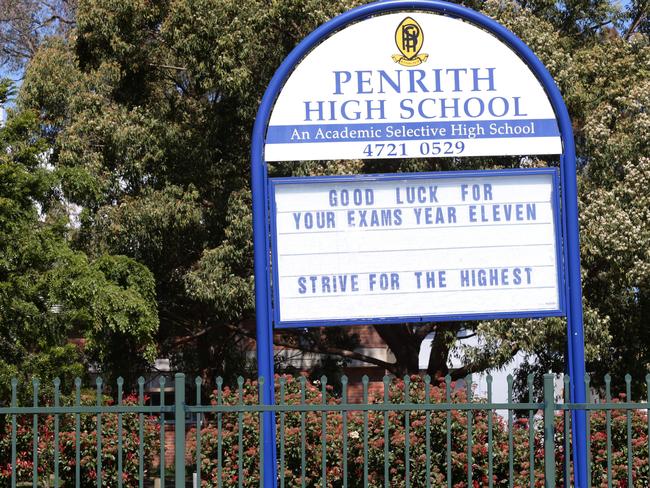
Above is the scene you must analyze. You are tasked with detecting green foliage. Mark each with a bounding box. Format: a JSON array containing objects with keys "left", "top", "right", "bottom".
[
  {"left": 465, "top": 0, "right": 650, "bottom": 395},
  {"left": 569, "top": 17, "right": 649, "bottom": 392},
  {"left": 0, "top": 84, "right": 160, "bottom": 399},
  {"left": 581, "top": 158, "right": 650, "bottom": 387},
  {"left": 184, "top": 189, "right": 253, "bottom": 322},
  {"left": 12, "top": 0, "right": 367, "bottom": 384},
  {"left": 0, "top": 80, "right": 15, "bottom": 105},
  {"left": 4, "top": 0, "right": 649, "bottom": 391}
]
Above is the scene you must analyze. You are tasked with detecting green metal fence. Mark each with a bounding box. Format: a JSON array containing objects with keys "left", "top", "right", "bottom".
[{"left": 1, "top": 373, "right": 649, "bottom": 487}]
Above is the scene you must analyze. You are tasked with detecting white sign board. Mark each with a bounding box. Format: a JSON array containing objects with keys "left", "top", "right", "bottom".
[
  {"left": 265, "top": 12, "right": 562, "bottom": 161},
  {"left": 270, "top": 170, "right": 563, "bottom": 326}
]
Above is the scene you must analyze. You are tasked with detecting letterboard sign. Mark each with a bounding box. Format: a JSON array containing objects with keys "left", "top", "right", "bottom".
[
  {"left": 265, "top": 12, "right": 562, "bottom": 162},
  {"left": 270, "top": 168, "right": 564, "bottom": 327},
  {"left": 254, "top": 2, "right": 589, "bottom": 485}
]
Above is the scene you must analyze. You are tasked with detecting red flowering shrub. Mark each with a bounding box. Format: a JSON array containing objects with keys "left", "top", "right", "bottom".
[
  {"left": 187, "top": 375, "right": 650, "bottom": 488},
  {"left": 585, "top": 397, "right": 650, "bottom": 487},
  {"left": 2, "top": 376, "right": 647, "bottom": 487},
  {"left": 0, "top": 393, "right": 159, "bottom": 487}
]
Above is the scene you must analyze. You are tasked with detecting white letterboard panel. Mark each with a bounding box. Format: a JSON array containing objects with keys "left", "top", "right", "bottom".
[{"left": 270, "top": 169, "right": 565, "bottom": 327}]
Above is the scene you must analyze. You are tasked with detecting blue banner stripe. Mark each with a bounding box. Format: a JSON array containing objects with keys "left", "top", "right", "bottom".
[{"left": 266, "top": 119, "right": 559, "bottom": 144}]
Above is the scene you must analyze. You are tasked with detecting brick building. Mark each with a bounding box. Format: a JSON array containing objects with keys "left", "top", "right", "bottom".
[{"left": 274, "top": 325, "right": 394, "bottom": 403}]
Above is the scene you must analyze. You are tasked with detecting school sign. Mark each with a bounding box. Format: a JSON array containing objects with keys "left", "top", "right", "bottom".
[
  {"left": 265, "top": 13, "right": 561, "bottom": 161},
  {"left": 251, "top": 2, "right": 589, "bottom": 487}
]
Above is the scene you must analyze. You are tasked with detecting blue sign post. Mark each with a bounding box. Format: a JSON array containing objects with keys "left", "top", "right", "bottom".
[{"left": 251, "top": 1, "right": 589, "bottom": 486}]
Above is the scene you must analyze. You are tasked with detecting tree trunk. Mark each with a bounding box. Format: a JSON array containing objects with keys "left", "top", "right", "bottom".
[
  {"left": 373, "top": 324, "right": 422, "bottom": 377},
  {"left": 426, "top": 324, "right": 455, "bottom": 381}
]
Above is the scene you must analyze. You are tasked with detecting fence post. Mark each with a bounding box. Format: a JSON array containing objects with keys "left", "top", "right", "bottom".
[
  {"left": 175, "top": 373, "right": 186, "bottom": 487},
  {"left": 543, "top": 374, "right": 556, "bottom": 488}
]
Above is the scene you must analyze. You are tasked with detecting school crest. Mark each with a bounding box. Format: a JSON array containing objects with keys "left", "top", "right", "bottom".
[{"left": 392, "top": 17, "right": 429, "bottom": 67}]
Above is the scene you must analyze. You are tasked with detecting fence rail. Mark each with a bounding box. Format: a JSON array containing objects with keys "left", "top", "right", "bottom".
[{"left": 1, "top": 373, "right": 649, "bottom": 487}]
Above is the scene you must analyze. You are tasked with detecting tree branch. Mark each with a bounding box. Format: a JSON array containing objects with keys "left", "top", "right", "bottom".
[
  {"left": 414, "top": 323, "right": 436, "bottom": 341},
  {"left": 168, "top": 326, "right": 210, "bottom": 347},
  {"left": 34, "top": 14, "right": 76, "bottom": 29},
  {"left": 448, "top": 343, "right": 519, "bottom": 381},
  {"left": 585, "top": 20, "right": 614, "bottom": 32},
  {"left": 624, "top": 4, "right": 648, "bottom": 40},
  {"left": 457, "top": 332, "right": 477, "bottom": 341},
  {"left": 273, "top": 331, "right": 396, "bottom": 372},
  {"left": 426, "top": 323, "right": 455, "bottom": 379},
  {"left": 149, "top": 63, "right": 187, "bottom": 71},
  {"left": 167, "top": 322, "right": 396, "bottom": 372}
]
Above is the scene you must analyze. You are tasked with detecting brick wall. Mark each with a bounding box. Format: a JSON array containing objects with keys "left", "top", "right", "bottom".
[{"left": 346, "top": 325, "right": 386, "bottom": 347}]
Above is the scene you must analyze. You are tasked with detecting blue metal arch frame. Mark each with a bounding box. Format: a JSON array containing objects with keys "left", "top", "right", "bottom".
[{"left": 251, "top": 1, "right": 588, "bottom": 486}]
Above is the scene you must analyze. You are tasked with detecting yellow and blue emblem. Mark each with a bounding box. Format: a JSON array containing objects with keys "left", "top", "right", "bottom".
[{"left": 392, "top": 17, "right": 429, "bottom": 66}]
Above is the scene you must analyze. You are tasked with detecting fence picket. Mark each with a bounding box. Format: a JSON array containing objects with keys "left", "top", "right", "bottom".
[
  {"left": 195, "top": 376, "right": 202, "bottom": 488},
  {"left": 75, "top": 378, "right": 81, "bottom": 488},
  {"left": 508, "top": 374, "right": 514, "bottom": 488},
  {"left": 53, "top": 378, "right": 60, "bottom": 488},
  {"left": 605, "top": 374, "right": 613, "bottom": 488},
  {"left": 137, "top": 376, "right": 145, "bottom": 488},
  {"left": 543, "top": 374, "right": 556, "bottom": 488},
  {"left": 159, "top": 376, "right": 166, "bottom": 488},
  {"left": 528, "top": 374, "right": 535, "bottom": 488},
  {"left": 382, "top": 375, "right": 389, "bottom": 488},
  {"left": 174, "top": 374, "right": 186, "bottom": 488},
  {"left": 237, "top": 377, "right": 244, "bottom": 488},
  {"left": 362, "top": 375, "right": 369, "bottom": 488},
  {"left": 96, "top": 378, "right": 102, "bottom": 488},
  {"left": 445, "top": 374, "right": 452, "bottom": 488},
  {"left": 424, "top": 374, "right": 431, "bottom": 488},
  {"left": 625, "top": 374, "right": 633, "bottom": 488},
  {"left": 279, "top": 376, "right": 286, "bottom": 488},
  {"left": 342, "top": 375, "right": 349, "bottom": 488},
  {"left": 585, "top": 374, "right": 592, "bottom": 488},
  {"left": 10, "top": 378, "right": 17, "bottom": 488},
  {"left": 404, "top": 375, "right": 410, "bottom": 488},
  {"left": 321, "top": 376, "right": 327, "bottom": 488},
  {"left": 117, "top": 377, "right": 124, "bottom": 488},
  {"left": 487, "top": 374, "right": 494, "bottom": 488},
  {"left": 467, "top": 374, "right": 473, "bottom": 488},
  {"left": 32, "top": 379, "right": 38, "bottom": 488},
  {"left": 563, "top": 375, "right": 571, "bottom": 486}
]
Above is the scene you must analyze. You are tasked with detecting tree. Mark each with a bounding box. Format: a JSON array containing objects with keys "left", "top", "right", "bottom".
[
  {"left": 15, "top": 0, "right": 366, "bottom": 386},
  {"left": 9, "top": 0, "right": 649, "bottom": 395},
  {"left": 495, "top": 0, "right": 650, "bottom": 397},
  {"left": 0, "top": 0, "right": 76, "bottom": 76},
  {"left": 0, "top": 80, "right": 159, "bottom": 401},
  {"left": 577, "top": 40, "right": 650, "bottom": 392}
]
